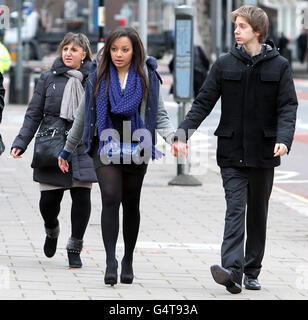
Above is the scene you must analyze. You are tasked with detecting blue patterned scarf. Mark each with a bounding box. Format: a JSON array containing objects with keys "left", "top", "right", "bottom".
[{"left": 96, "top": 60, "right": 164, "bottom": 161}]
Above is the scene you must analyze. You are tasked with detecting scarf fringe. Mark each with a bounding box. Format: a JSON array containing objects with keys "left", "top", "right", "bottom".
[{"left": 152, "top": 145, "right": 165, "bottom": 160}]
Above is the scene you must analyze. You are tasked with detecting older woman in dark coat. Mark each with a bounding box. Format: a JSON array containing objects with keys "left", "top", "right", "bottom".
[{"left": 11, "top": 33, "right": 97, "bottom": 268}]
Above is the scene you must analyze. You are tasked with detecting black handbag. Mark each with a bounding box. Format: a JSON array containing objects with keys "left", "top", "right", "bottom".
[
  {"left": 31, "top": 118, "right": 69, "bottom": 168},
  {"left": 0, "top": 133, "right": 5, "bottom": 156}
]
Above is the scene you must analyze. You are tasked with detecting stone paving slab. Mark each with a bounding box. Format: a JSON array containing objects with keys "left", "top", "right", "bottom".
[{"left": 1, "top": 104, "right": 308, "bottom": 302}]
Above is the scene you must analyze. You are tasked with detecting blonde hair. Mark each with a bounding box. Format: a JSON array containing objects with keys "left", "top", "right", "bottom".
[{"left": 231, "top": 5, "right": 269, "bottom": 44}]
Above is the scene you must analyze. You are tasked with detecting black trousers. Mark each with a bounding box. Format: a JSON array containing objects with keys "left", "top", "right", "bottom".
[{"left": 220, "top": 167, "right": 274, "bottom": 284}]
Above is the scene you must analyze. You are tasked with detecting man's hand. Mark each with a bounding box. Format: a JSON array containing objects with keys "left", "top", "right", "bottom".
[
  {"left": 171, "top": 140, "right": 189, "bottom": 158},
  {"left": 11, "top": 148, "right": 23, "bottom": 158},
  {"left": 274, "top": 143, "right": 288, "bottom": 157}
]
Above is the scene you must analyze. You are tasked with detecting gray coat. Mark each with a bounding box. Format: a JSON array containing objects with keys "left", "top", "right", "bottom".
[{"left": 11, "top": 57, "right": 97, "bottom": 187}]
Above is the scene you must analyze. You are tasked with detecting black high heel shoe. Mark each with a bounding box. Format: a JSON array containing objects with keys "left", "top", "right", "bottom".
[
  {"left": 104, "top": 260, "right": 118, "bottom": 286},
  {"left": 120, "top": 258, "right": 134, "bottom": 284}
]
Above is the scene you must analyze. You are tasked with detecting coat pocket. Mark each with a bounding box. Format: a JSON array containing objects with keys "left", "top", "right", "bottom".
[
  {"left": 222, "top": 71, "right": 242, "bottom": 81},
  {"left": 214, "top": 127, "right": 234, "bottom": 137},
  {"left": 45, "top": 82, "right": 57, "bottom": 110},
  {"left": 260, "top": 72, "right": 280, "bottom": 82},
  {"left": 263, "top": 127, "right": 277, "bottom": 159},
  {"left": 222, "top": 71, "right": 242, "bottom": 101},
  {"left": 214, "top": 127, "right": 234, "bottom": 159},
  {"left": 259, "top": 72, "right": 280, "bottom": 99}
]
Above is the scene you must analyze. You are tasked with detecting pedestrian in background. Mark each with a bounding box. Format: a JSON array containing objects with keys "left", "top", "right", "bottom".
[
  {"left": 172, "top": 5, "right": 297, "bottom": 294},
  {"left": 0, "top": 30, "right": 11, "bottom": 74},
  {"left": 297, "top": 28, "right": 307, "bottom": 64},
  {"left": 0, "top": 72, "right": 5, "bottom": 156},
  {"left": 58, "top": 27, "right": 175, "bottom": 286},
  {"left": 277, "top": 32, "right": 289, "bottom": 58},
  {"left": 11, "top": 33, "right": 97, "bottom": 268}
]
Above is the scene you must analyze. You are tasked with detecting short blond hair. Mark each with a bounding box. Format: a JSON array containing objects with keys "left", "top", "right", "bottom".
[{"left": 231, "top": 5, "right": 269, "bottom": 44}]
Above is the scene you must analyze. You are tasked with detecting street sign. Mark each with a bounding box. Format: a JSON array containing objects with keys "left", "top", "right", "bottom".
[
  {"left": 98, "top": 6, "right": 105, "bottom": 27},
  {"left": 169, "top": 6, "right": 202, "bottom": 187},
  {"left": 97, "top": 1, "right": 105, "bottom": 52},
  {"left": 0, "top": 5, "right": 10, "bottom": 30},
  {"left": 174, "top": 6, "right": 194, "bottom": 102}
]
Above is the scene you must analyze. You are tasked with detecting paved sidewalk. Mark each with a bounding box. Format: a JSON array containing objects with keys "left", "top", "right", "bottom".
[
  {"left": 292, "top": 60, "right": 308, "bottom": 79},
  {"left": 1, "top": 105, "right": 308, "bottom": 300}
]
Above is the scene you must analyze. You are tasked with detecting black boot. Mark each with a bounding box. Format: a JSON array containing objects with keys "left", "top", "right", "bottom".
[
  {"left": 120, "top": 257, "right": 134, "bottom": 284},
  {"left": 104, "top": 259, "right": 118, "bottom": 286},
  {"left": 44, "top": 224, "right": 60, "bottom": 258},
  {"left": 66, "top": 237, "right": 83, "bottom": 268}
]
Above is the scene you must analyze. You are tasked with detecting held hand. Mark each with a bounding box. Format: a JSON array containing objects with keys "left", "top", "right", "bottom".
[
  {"left": 11, "top": 148, "right": 23, "bottom": 158},
  {"left": 171, "top": 141, "right": 189, "bottom": 158},
  {"left": 58, "top": 156, "right": 69, "bottom": 173},
  {"left": 274, "top": 143, "right": 288, "bottom": 157}
]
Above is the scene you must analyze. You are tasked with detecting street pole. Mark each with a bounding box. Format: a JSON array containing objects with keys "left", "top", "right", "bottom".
[
  {"left": 15, "top": 0, "right": 23, "bottom": 104},
  {"left": 97, "top": 0, "right": 105, "bottom": 52},
  {"left": 139, "top": 0, "right": 148, "bottom": 52},
  {"left": 168, "top": 5, "right": 202, "bottom": 187},
  {"left": 88, "top": 0, "right": 94, "bottom": 33},
  {"left": 226, "top": 0, "right": 233, "bottom": 51},
  {"left": 216, "top": 0, "right": 222, "bottom": 57}
]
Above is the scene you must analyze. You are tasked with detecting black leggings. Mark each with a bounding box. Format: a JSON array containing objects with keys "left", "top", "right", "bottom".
[
  {"left": 95, "top": 165, "right": 145, "bottom": 265},
  {"left": 39, "top": 187, "right": 91, "bottom": 240}
]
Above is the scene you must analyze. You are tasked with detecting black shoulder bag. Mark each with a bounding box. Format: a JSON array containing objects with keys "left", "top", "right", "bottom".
[{"left": 31, "top": 117, "right": 69, "bottom": 168}]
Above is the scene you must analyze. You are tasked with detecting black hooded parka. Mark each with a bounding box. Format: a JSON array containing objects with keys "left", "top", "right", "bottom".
[{"left": 178, "top": 41, "right": 298, "bottom": 168}]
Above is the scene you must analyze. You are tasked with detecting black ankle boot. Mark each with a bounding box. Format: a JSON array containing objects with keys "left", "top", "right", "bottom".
[
  {"left": 120, "top": 258, "right": 134, "bottom": 284},
  {"left": 104, "top": 260, "right": 118, "bottom": 286},
  {"left": 44, "top": 225, "right": 60, "bottom": 258},
  {"left": 66, "top": 237, "right": 83, "bottom": 268}
]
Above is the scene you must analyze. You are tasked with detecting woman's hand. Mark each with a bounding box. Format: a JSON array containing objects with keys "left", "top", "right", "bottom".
[
  {"left": 58, "top": 156, "right": 69, "bottom": 173},
  {"left": 11, "top": 148, "right": 23, "bottom": 158},
  {"left": 171, "top": 141, "right": 189, "bottom": 158}
]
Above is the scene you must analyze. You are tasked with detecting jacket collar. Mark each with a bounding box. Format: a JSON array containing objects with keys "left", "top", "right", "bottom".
[
  {"left": 145, "top": 56, "right": 162, "bottom": 83},
  {"left": 51, "top": 56, "right": 91, "bottom": 76},
  {"left": 230, "top": 40, "right": 279, "bottom": 65}
]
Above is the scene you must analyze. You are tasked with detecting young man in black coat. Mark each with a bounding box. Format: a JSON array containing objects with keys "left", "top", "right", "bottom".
[{"left": 172, "top": 5, "right": 298, "bottom": 294}]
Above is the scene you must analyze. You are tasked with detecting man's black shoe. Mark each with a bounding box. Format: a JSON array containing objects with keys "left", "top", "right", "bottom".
[
  {"left": 210, "top": 264, "right": 242, "bottom": 294},
  {"left": 244, "top": 276, "right": 261, "bottom": 290}
]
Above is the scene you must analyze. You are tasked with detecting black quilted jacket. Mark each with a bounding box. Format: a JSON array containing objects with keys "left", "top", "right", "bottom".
[{"left": 12, "top": 57, "right": 97, "bottom": 187}]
